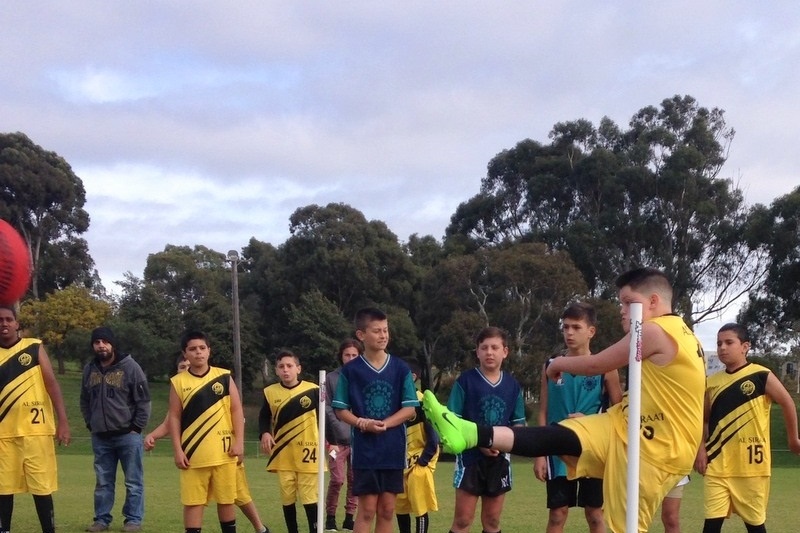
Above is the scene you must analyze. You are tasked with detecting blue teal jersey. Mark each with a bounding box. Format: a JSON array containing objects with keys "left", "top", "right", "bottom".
[
  {"left": 448, "top": 368, "right": 525, "bottom": 467},
  {"left": 332, "top": 354, "right": 419, "bottom": 469},
  {"left": 545, "top": 357, "right": 605, "bottom": 477}
]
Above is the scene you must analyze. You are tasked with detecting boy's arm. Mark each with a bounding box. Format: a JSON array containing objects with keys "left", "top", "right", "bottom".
[
  {"left": 537, "top": 363, "right": 549, "bottom": 426},
  {"left": 417, "top": 420, "right": 439, "bottom": 466},
  {"left": 144, "top": 415, "right": 169, "bottom": 451},
  {"left": 383, "top": 406, "right": 415, "bottom": 429},
  {"left": 258, "top": 395, "right": 276, "bottom": 454},
  {"left": 765, "top": 372, "right": 800, "bottom": 454},
  {"left": 547, "top": 322, "right": 675, "bottom": 380},
  {"left": 694, "top": 391, "right": 711, "bottom": 474},
  {"left": 228, "top": 380, "right": 244, "bottom": 458},
  {"left": 603, "top": 368, "right": 623, "bottom": 406},
  {"left": 38, "top": 344, "right": 71, "bottom": 445},
  {"left": 167, "top": 385, "right": 189, "bottom": 469},
  {"left": 534, "top": 364, "right": 549, "bottom": 481}
]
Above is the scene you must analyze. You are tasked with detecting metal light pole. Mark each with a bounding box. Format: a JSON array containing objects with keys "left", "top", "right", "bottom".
[{"left": 227, "top": 250, "right": 243, "bottom": 401}]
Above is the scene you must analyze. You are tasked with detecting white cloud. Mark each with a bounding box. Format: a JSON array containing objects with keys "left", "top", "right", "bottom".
[{"left": 1, "top": 1, "right": 798, "bottom": 299}]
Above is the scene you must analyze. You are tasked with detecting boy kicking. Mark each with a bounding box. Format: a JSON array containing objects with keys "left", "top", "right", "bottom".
[{"left": 423, "top": 268, "right": 706, "bottom": 533}]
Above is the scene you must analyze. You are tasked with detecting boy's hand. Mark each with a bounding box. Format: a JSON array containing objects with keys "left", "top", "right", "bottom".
[
  {"left": 788, "top": 437, "right": 800, "bottom": 455},
  {"left": 368, "top": 419, "right": 386, "bottom": 433},
  {"left": 174, "top": 450, "right": 190, "bottom": 470},
  {"left": 144, "top": 433, "right": 157, "bottom": 451},
  {"left": 229, "top": 441, "right": 244, "bottom": 459},
  {"left": 56, "top": 421, "right": 71, "bottom": 446},
  {"left": 545, "top": 358, "right": 564, "bottom": 382},
  {"left": 694, "top": 448, "right": 708, "bottom": 475},
  {"left": 533, "top": 456, "right": 547, "bottom": 481},
  {"left": 479, "top": 447, "right": 499, "bottom": 457},
  {"left": 260, "top": 433, "right": 276, "bottom": 455}
]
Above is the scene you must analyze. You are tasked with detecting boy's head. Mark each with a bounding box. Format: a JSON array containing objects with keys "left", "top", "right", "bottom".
[
  {"left": 175, "top": 354, "right": 190, "bottom": 373},
  {"left": 717, "top": 323, "right": 750, "bottom": 367},
  {"left": 404, "top": 357, "right": 422, "bottom": 382},
  {"left": 337, "top": 339, "right": 362, "bottom": 366},
  {"left": 275, "top": 350, "right": 302, "bottom": 386},
  {"left": 354, "top": 307, "right": 389, "bottom": 354},
  {"left": 180, "top": 330, "right": 211, "bottom": 370},
  {"left": 561, "top": 302, "right": 597, "bottom": 352},
  {"left": 475, "top": 326, "right": 509, "bottom": 372},
  {"left": 615, "top": 267, "right": 673, "bottom": 329}
]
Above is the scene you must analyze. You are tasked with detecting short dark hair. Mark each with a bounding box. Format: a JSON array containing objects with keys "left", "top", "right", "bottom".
[
  {"left": 275, "top": 349, "right": 300, "bottom": 365},
  {"left": 354, "top": 307, "right": 387, "bottom": 332},
  {"left": 0, "top": 306, "right": 17, "bottom": 319},
  {"left": 180, "top": 330, "right": 210, "bottom": 352},
  {"left": 175, "top": 353, "right": 188, "bottom": 368},
  {"left": 403, "top": 358, "right": 422, "bottom": 381},
  {"left": 337, "top": 338, "right": 362, "bottom": 364},
  {"left": 561, "top": 302, "right": 597, "bottom": 326},
  {"left": 475, "top": 326, "right": 508, "bottom": 347},
  {"left": 615, "top": 267, "right": 673, "bottom": 302},
  {"left": 719, "top": 322, "right": 750, "bottom": 344}
]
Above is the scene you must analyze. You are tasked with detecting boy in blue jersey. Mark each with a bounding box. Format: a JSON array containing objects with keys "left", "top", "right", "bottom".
[
  {"left": 533, "top": 302, "right": 622, "bottom": 533},
  {"left": 447, "top": 326, "right": 526, "bottom": 533},
  {"left": 331, "top": 308, "right": 418, "bottom": 533}
]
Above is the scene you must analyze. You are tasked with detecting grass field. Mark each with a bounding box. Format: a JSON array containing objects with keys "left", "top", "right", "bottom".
[{"left": 9, "top": 370, "right": 797, "bottom": 532}]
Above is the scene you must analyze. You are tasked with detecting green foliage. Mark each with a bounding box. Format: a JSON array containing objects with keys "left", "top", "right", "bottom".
[
  {"left": 739, "top": 186, "right": 800, "bottom": 352},
  {"left": 446, "top": 95, "right": 762, "bottom": 327},
  {"left": 0, "top": 132, "right": 96, "bottom": 298},
  {"left": 19, "top": 285, "right": 112, "bottom": 373}
]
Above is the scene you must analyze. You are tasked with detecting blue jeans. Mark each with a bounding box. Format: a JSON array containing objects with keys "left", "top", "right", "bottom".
[{"left": 91, "top": 432, "right": 145, "bottom": 526}]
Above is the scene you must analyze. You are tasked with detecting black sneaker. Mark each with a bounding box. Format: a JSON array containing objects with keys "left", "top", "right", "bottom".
[
  {"left": 342, "top": 517, "right": 355, "bottom": 531},
  {"left": 325, "top": 516, "right": 338, "bottom": 532}
]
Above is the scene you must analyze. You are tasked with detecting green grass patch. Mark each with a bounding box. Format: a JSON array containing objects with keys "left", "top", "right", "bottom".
[{"left": 19, "top": 371, "right": 796, "bottom": 531}]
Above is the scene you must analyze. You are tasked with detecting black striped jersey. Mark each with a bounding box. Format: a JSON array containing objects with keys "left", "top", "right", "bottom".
[
  {"left": 262, "top": 380, "right": 321, "bottom": 473},
  {"left": 705, "top": 363, "right": 772, "bottom": 477},
  {"left": 0, "top": 338, "right": 56, "bottom": 438},
  {"left": 171, "top": 366, "right": 236, "bottom": 468}
]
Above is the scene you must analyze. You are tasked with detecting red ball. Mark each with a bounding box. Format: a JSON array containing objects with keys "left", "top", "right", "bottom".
[{"left": 0, "top": 219, "right": 32, "bottom": 305}]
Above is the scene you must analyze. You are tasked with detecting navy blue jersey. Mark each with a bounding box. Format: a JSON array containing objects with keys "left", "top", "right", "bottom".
[
  {"left": 448, "top": 368, "right": 526, "bottom": 467},
  {"left": 332, "top": 354, "right": 419, "bottom": 469}
]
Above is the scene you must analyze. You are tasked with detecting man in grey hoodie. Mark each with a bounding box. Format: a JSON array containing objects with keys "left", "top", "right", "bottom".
[{"left": 80, "top": 327, "right": 151, "bottom": 533}]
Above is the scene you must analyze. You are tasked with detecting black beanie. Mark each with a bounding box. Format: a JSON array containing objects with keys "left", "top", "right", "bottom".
[{"left": 90, "top": 326, "right": 117, "bottom": 352}]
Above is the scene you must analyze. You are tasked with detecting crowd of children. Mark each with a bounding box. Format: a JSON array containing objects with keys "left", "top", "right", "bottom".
[{"left": 6, "top": 266, "right": 799, "bottom": 533}]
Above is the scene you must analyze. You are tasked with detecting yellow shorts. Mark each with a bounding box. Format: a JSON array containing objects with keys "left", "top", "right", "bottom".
[
  {"left": 277, "top": 470, "right": 318, "bottom": 506},
  {"left": 704, "top": 475, "right": 769, "bottom": 525},
  {"left": 235, "top": 463, "right": 252, "bottom": 506},
  {"left": 180, "top": 462, "right": 237, "bottom": 506},
  {"left": 560, "top": 414, "right": 684, "bottom": 533},
  {"left": 0, "top": 436, "right": 58, "bottom": 495},
  {"left": 395, "top": 464, "right": 438, "bottom": 515}
]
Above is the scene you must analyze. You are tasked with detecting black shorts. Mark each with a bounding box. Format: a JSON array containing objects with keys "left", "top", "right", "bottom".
[
  {"left": 545, "top": 476, "right": 603, "bottom": 509},
  {"left": 352, "top": 468, "right": 404, "bottom": 496},
  {"left": 455, "top": 455, "right": 512, "bottom": 497}
]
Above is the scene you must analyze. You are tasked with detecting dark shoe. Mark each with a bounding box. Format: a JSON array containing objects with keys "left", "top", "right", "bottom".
[
  {"left": 85, "top": 523, "right": 109, "bottom": 532},
  {"left": 325, "top": 515, "right": 338, "bottom": 532},
  {"left": 342, "top": 517, "right": 355, "bottom": 531},
  {"left": 122, "top": 523, "right": 142, "bottom": 532}
]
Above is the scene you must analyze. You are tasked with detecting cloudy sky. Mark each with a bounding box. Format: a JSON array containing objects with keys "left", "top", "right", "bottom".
[{"left": 3, "top": 2, "right": 799, "bottom": 348}]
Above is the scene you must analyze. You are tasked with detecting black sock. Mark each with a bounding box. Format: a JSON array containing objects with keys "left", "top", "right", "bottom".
[
  {"left": 283, "top": 504, "right": 299, "bottom": 533},
  {"left": 745, "top": 524, "right": 766, "bottom": 533},
  {"left": 185, "top": 529, "right": 201, "bottom": 533},
  {"left": 0, "top": 494, "right": 13, "bottom": 531},
  {"left": 32, "top": 494, "right": 55, "bottom": 533},
  {"left": 416, "top": 513, "right": 429, "bottom": 533},
  {"left": 476, "top": 425, "right": 494, "bottom": 448},
  {"left": 303, "top": 503, "right": 317, "bottom": 533},
  {"left": 397, "top": 513, "right": 411, "bottom": 533},
  {"left": 481, "top": 530, "right": 501, "bottom": 533},
  {"left": 702, "top": 518, "right": 724, "bottom": 533},
  {"left": 220, "top": 519, "right": 236, "bottom": 533},
  {"left": 509, "top": 425, "right": 581, "bottom": 457}
]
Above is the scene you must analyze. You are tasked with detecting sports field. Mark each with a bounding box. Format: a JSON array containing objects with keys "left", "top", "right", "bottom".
[{"left": 8, "top": 372, "right": 797, "bottom": 532}]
